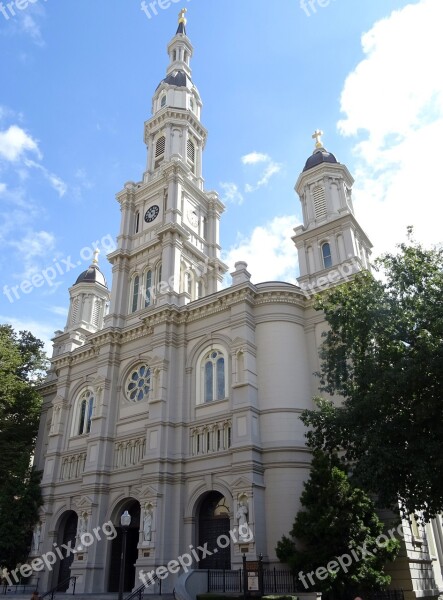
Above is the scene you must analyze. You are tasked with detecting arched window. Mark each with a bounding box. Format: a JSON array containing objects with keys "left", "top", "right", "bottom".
[
  {"left": 131, "top": 275, "right": 140, "bottom": 313},
  {"left": 322, "top": 242, "right": 332, "bottom": 269},
  {"left": 145, "top": 270, "right": 152, "bottom": 307},
  {"left": 160, "top": 94, "right": 166, "bottom": 108},
  {"left": 184, "top": 271, "right": 193, "bottom": 298},
  {"left": 198, "top": 349, "right": 227, "bottom": 404},
  {"left": 134, "top": 211, "right": 140, "bottom": 234},
  {"left": 75, "top": 390, "right": 94, "bottom": 436}
]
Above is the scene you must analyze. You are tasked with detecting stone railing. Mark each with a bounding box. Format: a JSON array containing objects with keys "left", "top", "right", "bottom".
[
  {"left": 190, "top": 419, "right": 232, "bottom": 456},
  {"left": 60, "top": 452, "right": 87, "bottom": 480},
  {"left": 114, "top": 436, "right": 146, "bottom": 468}
]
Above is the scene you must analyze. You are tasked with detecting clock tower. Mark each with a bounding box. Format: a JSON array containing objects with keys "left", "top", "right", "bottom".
[{"left": 107, "top": 10, "right": 228, "bottom": 327}]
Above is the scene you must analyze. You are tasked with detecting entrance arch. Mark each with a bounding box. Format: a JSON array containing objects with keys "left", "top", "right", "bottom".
[
  {"left": 108, "top": 499, "right": 140, "bottom": 592},
  {"left": 198, "top": 491, "right": 231, "bottom": 569},
  {"left": 56, "top": 511, "right": 78, "bottom": 590}
]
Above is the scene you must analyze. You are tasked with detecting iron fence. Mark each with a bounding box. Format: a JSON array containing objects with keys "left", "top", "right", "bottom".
[{"left": 208, "top": 568, "right": 297, "bottom": 594}]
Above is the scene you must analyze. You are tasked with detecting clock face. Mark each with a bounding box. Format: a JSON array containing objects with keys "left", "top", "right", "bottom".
[
  {"left": 144, "top": 205, "right": 159, "bottom": 223},
  {"left": 187, "top": 210, "right": 198, "bottom": 227}
]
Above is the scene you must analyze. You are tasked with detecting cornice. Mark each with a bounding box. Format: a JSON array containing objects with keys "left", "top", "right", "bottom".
[
  {"left": 144, "top": 108, "right": 207, "bottom": 142},
  {"left": 51, "top": 283, "right": 310, "bottom": 367}
]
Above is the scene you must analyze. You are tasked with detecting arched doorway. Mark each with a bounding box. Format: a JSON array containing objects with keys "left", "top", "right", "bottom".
[
  {"left": 57, "top": 511, "right": 78, "bottom": 590},
  {"left": 108, "top": 499, "right": 140, "bottom": 592},
  {"left": 198, "top": 492, "right": 231, "bottom": 569}
]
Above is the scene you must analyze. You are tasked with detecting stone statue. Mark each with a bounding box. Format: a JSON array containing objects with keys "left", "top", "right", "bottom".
[
  {"left": 77, "top": 513, "right": 88, "bottom": 549},
  {"left": 143, "top": 507, "right": 153, "bottom": 543},
  {"left": 236, "top": 500, "right": 249, "bottom": 540},
  {"left": 32, "top": 523, "right": 41, "bottom": 553}
]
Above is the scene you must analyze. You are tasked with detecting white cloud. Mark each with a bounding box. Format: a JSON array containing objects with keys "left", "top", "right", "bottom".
[
  {"left": 220, "top": 182, "right": 244, "bottom": 205},
  {"left": 241, "top": 152, "right": 270, "bottom": 165},
  {"left": 242, "top": 151, "right": 282, "bottom": 193},
  {"left": 24, "top": 159, "right": 67, "bottom": 197},
  {"left": 0, "top": 125, "right": 41, "bottom": 162},
  {"left": 8, "top": 230, "right": 56, "bottom": 282},
  {"left": 223, "top": 215, "right": 300, "bottom": 285},
  {"left": 20, "top": 13, "right": 44, "bottom": 46},
  {"left": 48, "top": 306, "right": 69, "bottom": 317},
  {"left": 257, "top": 162, "right": 282, "bottom": 187},
  {"left": 0, "top": 183, "right": 6, "bottom": 194},
  {"left": 337, "top": 0, "right": 443, "bottom": 255}
]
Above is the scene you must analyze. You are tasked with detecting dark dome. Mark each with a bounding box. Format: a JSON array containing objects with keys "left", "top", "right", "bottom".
[
  {"left": 74, "top": 264, "right": 107, "bottom": 288},
  {"left": 303, "top": 148, "right": 338, "bottom": 172},
  {"left": 156, "top": 70, "right": 189, "bottom": 90}
]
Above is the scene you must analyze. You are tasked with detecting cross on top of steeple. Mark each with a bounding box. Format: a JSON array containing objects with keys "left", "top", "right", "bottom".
[{"left": 312, "top": 129, "right": 324, "bottom": 150}]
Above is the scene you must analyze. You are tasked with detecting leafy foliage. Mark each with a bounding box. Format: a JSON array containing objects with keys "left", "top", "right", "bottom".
[
  {"left": 302, "top": 232, "right": 443, "bottom": 520},
  {"left": 276, "top": 452, "right": 399, "bottom": 595},
  {"left": 0, "top": 325, "right": 46, "bottom": 571}
]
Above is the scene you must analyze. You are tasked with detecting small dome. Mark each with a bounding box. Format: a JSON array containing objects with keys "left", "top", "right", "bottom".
[
  {"left": 303, "top": 148, "right": 338, "bottom": 172},
  {"left": 74, "top": 264, "right": 108, "bottom": 288},
  {"left": 156, "top": 70, "right": 189, "bottom": 90}
]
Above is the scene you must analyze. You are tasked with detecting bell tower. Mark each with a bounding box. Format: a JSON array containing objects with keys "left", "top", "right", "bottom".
[
  {"left": 293, "top": 131, "right": 372, "bottom": 295},
  {"left": 107, "top": 10, "right": 228, "bottom": 327}
]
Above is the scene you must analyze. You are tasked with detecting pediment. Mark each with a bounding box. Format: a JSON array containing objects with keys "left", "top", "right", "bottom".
[
  {"left": 74, "top": 495, "right": 96, "bottom": 510},
  {"left": 231, "top": 476, "right": 253, "bottom": 490}
]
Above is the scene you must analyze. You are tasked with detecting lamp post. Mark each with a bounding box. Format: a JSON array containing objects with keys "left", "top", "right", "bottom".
[{"left": 118, "top": 510, "right": 131, "bottom": 600}]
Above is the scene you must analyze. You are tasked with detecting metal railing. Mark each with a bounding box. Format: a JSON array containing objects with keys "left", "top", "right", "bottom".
[
  {"left": 40, "top": 576, "right": 77, "bottom": 600},
  {"left": 123, "top": 573, "right": 161, "bottom": 600},
  {"left": 208, "top": 568, "right": 297, "bottom": 594}
]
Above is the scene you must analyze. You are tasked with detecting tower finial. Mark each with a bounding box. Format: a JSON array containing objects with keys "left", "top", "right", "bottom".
[
  {"left": 312, "top": 129, "right": 324, "bottom": 150},
  {"left": 178, "top": 8, "right": 187, "bottom": 25},
  {"left": 92, "top": 248, "right": 100, "bottom": 265}
]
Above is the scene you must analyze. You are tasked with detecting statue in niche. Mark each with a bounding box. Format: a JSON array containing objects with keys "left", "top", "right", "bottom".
[
  {"left": 143, "top": 505, "right": 153, "bottom": 543},
  {"left": 31, "top": 523, "right": 41, "bottom": 553},
  {"left": 236, "top": 498, "right": 249, "bottom": 540}
]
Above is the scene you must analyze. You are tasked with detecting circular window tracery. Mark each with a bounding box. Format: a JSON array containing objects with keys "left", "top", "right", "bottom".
[{"left": 126, "top": 364, "right": 151, "bottom": 402}]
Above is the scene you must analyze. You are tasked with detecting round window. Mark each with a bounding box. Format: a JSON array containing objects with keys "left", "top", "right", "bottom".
[{"left": 126, "top": 365, "right": 151, "bottom": 402}]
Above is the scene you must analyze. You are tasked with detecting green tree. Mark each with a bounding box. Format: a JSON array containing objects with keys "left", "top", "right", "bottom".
[
  {"left": 302, "top": 232, "right": 443, "bottom": 521},
  {"left": 0, "top": 325, "right": 47, "bottom": 572},
  {"left": 276, "top": 452, "right": 400, "bottom": 597}
]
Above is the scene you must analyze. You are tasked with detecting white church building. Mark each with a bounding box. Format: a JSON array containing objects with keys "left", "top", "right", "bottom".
[{"left": 33, "top": 11, "right": 443, "bottom": 600}]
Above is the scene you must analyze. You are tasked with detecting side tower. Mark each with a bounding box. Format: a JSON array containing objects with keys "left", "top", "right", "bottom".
[
  {"left": 107, "top": 10, "right": 228, "bottom": 327},
  {"left": 293, "top": 130, "right": 372, "bottom": 295},
  {"left": 53, "top": 251, "right": 110, "bottom": 355}
]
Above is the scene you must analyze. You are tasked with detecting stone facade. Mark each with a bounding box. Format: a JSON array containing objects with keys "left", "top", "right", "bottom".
[{"left": 32, "top": 14, "right": 442, "bottom": 600}]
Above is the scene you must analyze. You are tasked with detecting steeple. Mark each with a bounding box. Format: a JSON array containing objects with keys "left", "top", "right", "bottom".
[
  {"left": 143, "top": 10, "right": 205, "bottom": 184},
  {"left": 176, "top": 8, "right": 187, "bottom": 35},
  {"left": 293, "top": 131, "right": 372, "bottom": 295},
  {"left": 52, "top": 251, "right": 110, "bottom": 355},
  {"left": 106, "top": 13, "right": 228, "bottom": 326}
]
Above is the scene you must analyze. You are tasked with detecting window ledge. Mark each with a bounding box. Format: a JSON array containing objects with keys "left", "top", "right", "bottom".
[{"left": 196, "top": 397, "right": 229, "bottom": 409}]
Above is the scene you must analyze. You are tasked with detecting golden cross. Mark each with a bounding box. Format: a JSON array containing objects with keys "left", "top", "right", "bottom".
[
  {"left": 312, "top": 129, "right": 324, "bottom": 149},
  {"left": 178, "top": 8, "right": 187, "bottom": 24}
]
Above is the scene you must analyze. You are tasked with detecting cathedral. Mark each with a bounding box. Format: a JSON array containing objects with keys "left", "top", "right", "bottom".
[{"left": 32, "top": 11, "right": 443, "bottom": 600}]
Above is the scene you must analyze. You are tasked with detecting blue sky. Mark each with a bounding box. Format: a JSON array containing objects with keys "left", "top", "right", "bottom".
[{"left": 0, "top": 0, "right": 441, "bottom": 353}]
